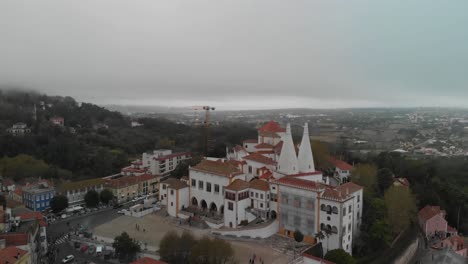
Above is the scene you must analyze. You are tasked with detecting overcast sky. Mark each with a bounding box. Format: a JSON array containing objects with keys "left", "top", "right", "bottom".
[{"left": 1, "top": 1, "right": 467, "bottom": 110}]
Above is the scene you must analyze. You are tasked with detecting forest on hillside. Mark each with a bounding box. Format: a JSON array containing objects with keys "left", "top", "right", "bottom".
[{"left": 0, "top": 89, "right": 257, "bottom": 181}]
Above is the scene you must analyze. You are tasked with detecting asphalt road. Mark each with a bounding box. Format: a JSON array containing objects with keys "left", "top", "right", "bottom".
[{"left": 47, "top": 207, "right": 123, "bottom": 264}]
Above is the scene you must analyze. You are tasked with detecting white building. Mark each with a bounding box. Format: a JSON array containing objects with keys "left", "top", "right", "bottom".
[
  {"left": 141, "top": 149, "right": 191, "bottom": 176},
  {"left": 330, "top": 158, "right": 353, "bottom": 184},
  {"left": 159, "top": 178, "right": 189, "bottom": 218},
  {"left": 6, "top": 123, "right": 31, "bottom": 136},
  {"left": 180, "top": 121, "right": 363, "bottom": 254}
]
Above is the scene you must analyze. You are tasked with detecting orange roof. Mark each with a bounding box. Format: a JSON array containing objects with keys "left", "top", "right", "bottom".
[
  {"left": 243, "top": 139, "right": 258, "bottom": 144},
  {"left": 330, "top": 158, "right": 353, "bottom": 170},
  {"left": 191, "top": 160, "right": 242, "bottom": 178},
  {"left": 255, "top": 143, "right": 274, "bottom": 149},
  {"left": 234, "top": 145, "right": 247, "bottom": 152},
  {"left": 335, "top": 182, "right": 363, "bottom": 195},
  {"left": 418, "top": 205, "right": 445, "bottom": 222},
  {"left": 243, "top": 153, "right": 277, "bottom": 165},
  {"left": 258, "top": 121, "right": 286, "bottom": 133},
  {"left": 131, "top": 257, "right": 167, "bottom": 264},
  {"left": 225, "top": 179, "right": 250, "bottom": 192},
  {"left": 0, "top": 234, "right": 28, "bottom": 247},
  {"left": 0, "top": 246, "right": 28, "bottom": 264},
  {"left": 259, "top": 131, "right": 281, "bottom": 138},
  {"left": 273, "top": 176, "right": 322, "bottom": 191},
  {"left": 249, "top": 179, "right": 269, "bottom": 191},
  {"left": 14, "top": 188, "right": 23, "bottom": 196},
  {"left": 121, "top": 166, "right": 148, "bottom": 173},
  {"left": 108, "top": 174, "right": 156, "bottom": 189},
  {"left": 259, "top": 171, "right": 274, "bottom": 180}
]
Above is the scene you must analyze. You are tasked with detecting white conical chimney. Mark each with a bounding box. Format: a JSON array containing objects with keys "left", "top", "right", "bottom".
[
  {"left": 277, "top": 123, "right": 299, "bottom": 175},
  {"left": 298, "top": 123, "right": 316, "bottom": 173}
]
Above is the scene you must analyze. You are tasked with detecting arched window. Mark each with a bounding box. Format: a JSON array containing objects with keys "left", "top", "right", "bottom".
[
  {"left": 320, "top": 223, "right": 325, "bottom": 230},
  {"left": 321, "top": 204, "right": 326, "bottom": 211},
  {"left": 332, "top": 226, "right": 338, "bottom": 233},
  {"left": 326, "top": 225, "right": 332, "bottom": 231},
  {"left": 326, "top": 205, "right": 332, "bottom": 214},
  {"left": 332, "top": 206, "right": 338, "bottom": 214}
]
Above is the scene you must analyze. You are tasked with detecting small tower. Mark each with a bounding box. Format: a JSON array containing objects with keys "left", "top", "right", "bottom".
[
  {"left": 298, "top": 123, "right": 316, "bottom": 172},
  {"left": 277, "top": 123, "right": 299, "bottom": 175}
]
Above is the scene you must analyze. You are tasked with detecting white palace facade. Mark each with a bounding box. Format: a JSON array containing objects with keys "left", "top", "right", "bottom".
[{"left": 169, "top": 121, "right": 363, "bottom": 255}]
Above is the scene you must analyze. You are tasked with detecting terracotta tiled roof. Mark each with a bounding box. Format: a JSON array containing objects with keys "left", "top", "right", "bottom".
[
  {"left": 249, "top": 179, "right": 269, "bottom": 191},
  {"left": 259, "top": 171, "right": 274, "bottom": 180},
  {"left": 121, "top": 166, "right": 148, "bottom": 173},
  {"left": 6, "top": 199, "right": 23, "bottom": 209},
  {"left": 257, "top": 150, "right": 275, "bottom": 155},
  {"left": 258, "top": 121, "right": 286, "bottom": 133},
  {"left": 243, "top": 139, "right": 258, "bottom": 144},
  {"left": 418, "top": 205, "right": 445, "bottom": 222},
  {"left": 234, "top": 145, "right": 247, "bottom": 152},
  {"left": 0, "top": 233, "right": 28, "bottom": 247},
  {"left": 273, "top": 176, "right": 322, "bottom": 191},
  {"left": 225, "top": 179, "right": 250, "bottom": 192},
  {"left": 321, "top": 188, "right": 349, "bottom": 201},
  {"left": 161, "top": 178, "right": 188, "bottom": 190},
  {"left": 0, "top": 246, "right": 28, "bottom": 264},
  {"left": 335, "top": 182, "right": 363, "bottom": 195},
  {"left": 288, "top": 171, "right": 323, "bottom": 177},
  {"left": 243, "top": 153, "right": 277, "bottom": 165},
  {"left": 447, "top": 235, "right": 464, "bottom": 246},
  {"left": 14, "top": 188, "right": 23, "bottom": 196},
  {"left": 59, "top": 178, "right": 105, "bottom": 193},
  {"left": 131, "top": 257, "right": 167, "bottom": 264},
  {"left": 447, "top": 225, "right": 457, "bottom": 233},
  {"left": 191, "top": 160, "right": 242, "bottom": 178},
  {"left": 17, "top": 212, "right": 43, "bottom": 221},
  {"left": 108, "top": 174, "right": 156, "bottom": 189},
  {"left": 255, "top": 143, "right": 274, "bottom": 149},
  {"left": 225, "top": 160, "right": 246, "bottom": 168},
  {"left": 330, "top": 158, "right": 353, "bottom": 171}
]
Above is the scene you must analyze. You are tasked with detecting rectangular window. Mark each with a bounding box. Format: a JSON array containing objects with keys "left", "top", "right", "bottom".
[
  {"left": 357, "top": 195, "right": 360, "bottom": 202},
  {"left": 228, "top": 202, "right": 233, "bottom": 211},
  {"left": 348, "top": 223, "right": 351, "bottom": 232},
  {"left": 191, "top": 179, "right": 196, "bottom": 187},
  {"left": 206, "top": 182, "right": 211, "bottom": 192},
  {"left": 163, "top": 184, "right": 167, "bottom": 190},
  {"left": 255, "top": 193, "right": 258, "bottom": 198},
  {"left": 294, "top": 197, "right": 301, "bottom": 207},
  {"left": 349, "top": 205, "right": 352, "bottom": 212},
  {"left": 260, "top": 203, "right": 263, "bottom": 208},
  {"left": 170, "top": 190, "right": 174, "bottom": 195},
  {"left": 307, "top": 199, "right": 314, "bottom": 209},
  {"left": 251, "top": 192, "right": 253, "bottom": 196},
  {"left": 248, "top": 166, "right": 252, "bottom": 173},
  {"left": 260, "top": 194, "right": 264, "bottom": 199},
  {"left": 343, "top": 207, "right": 346, "bottom": 215},
  {"left": 357, "top": 212, "right": 360, "bottom": 218},
  {"left": 198, "top": 181, "right": 204, "bottom": 190},
  {"left": 214, "top": 184, "right": 220, "bottom": 193}
]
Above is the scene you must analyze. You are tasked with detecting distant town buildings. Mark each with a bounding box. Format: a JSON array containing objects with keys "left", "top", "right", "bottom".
[
  {"left": 141, "top": 149, "right": 191, "bottom": 177},
  {"left": 6, "top": 123, "right": 31, "bottom": 136},
  {"left": 58, "top": 178, "right": 105, "bottom": 206},
  {"left": 50, "top": 116, "right": 64, "bottom": 126},
  {"left": 330, "top": 158, "right": 353, "bottom": 184}
]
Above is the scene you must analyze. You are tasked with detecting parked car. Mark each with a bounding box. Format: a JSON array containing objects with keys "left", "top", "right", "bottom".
[
  {"left": 80, "top": 244, "right": 89, "bottom": 253},
  {"left": 61, "top": 255, "right": 75, "bottom": 263},
  {"left": 117, "top": 210, "right": 125, "bottom": 214},
  {"left": 88, "top": 245, "right": 96, "bottom": 255}
]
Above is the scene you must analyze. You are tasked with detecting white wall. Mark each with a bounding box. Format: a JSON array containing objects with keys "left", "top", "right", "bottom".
[
  {"left": 216, "top": 219, "right": 278, "bottom": 239},
  {"left": 190, "top": 170, "right": 232, "bottom": 212}
]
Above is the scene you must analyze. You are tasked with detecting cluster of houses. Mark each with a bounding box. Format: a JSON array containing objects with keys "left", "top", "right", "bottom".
[
  {"left": 159, "top": 121, "right": 362, "bottom": 255},
  {"left": 418, "top": 205, "right": 467, "bottom": 258}
]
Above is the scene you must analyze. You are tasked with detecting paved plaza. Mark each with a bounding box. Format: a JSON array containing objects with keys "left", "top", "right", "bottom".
[{"left": 93, "top": 213, "right": 289, "bottom": 264}]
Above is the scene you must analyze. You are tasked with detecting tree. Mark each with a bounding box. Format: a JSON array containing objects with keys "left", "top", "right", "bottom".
[
  {"left": 311, "top": 140, "right": 332, "bottom": 169},
  {"left": 351, "top": 163, "right": 378, "bottom": 193},
  {"left": 377, "top": 168, "right": 394, "bottom": 195},
  {"left": 112, "top": 232, "right": 141, "bottom": 261},
  {"left": 294, "top": 230, "right": 304, "bottom": 243},
  {"left": 50, "top": 195, "right": 68, "bottom": 213},
  {"left": 84, "top": 190, "right": 100, "bottom": 208},
  {"left": 99, "top": 189, "right": 114, "bottom": 205},
  {"left": 324, "top": 249, "right": 356, "bottom": 264},
  {"left": 159, "top": 231, "right": 182, "bottom": 263},
  {"left": 189, "top": 236, "right": 236, "bottom": 264},
  {"left": 384, "top": 185, "right": 417, "bottom": 235},
  {"left": 369, "top": 219, "right": 391, "bottom": 249}
]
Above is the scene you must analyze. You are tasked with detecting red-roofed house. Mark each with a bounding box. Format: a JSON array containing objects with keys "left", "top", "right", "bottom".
[
  {"left": 330, "top": 158, "right": 353, "bottom": 184},
  {"left": 440, "top": 235, "right": 467, "bottom": 257},
  {"left": 0, "top": 246, "right": 30, "bottom": 264},
  {"left": 50, "top": 116, "right": 64, "bottom": 126},
  {"left": 131, "top": 257, "right": 167, "bottom": 264},
  {"left": 418, "top": 205, "right": 448, "bottom": 238}
]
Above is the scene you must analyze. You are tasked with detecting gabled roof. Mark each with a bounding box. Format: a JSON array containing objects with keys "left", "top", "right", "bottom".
[
  {"left": 59, "top": 178, "right": 105, "bottom": 193},
  {"left": 0, "top": 246, "right": 28, "bottom": 264},
  {"left": 234, "top": 145, "right": 248, "bottom": 152},
  {"left": 161, "top": 178, "right": 188, "bottom": 190},
  {"left": 225, "top": 179, "right": 250, "bottom": 192},
  {"left": 258, "top": 121, "right": 286, "bottom": 133},
  {"left": 243, "top": 153, "right": 277, "bottom": 165},
  {"left": 259, "top": 171, "right": 274, "bottom": 180},
  {"left": 418, "top": 205, "right": 445, "bottom": 222},
  {"left": 335, "top": 182, "right": 363, "bottom": 195},
  {"left": 330, "top": 158, "right": 353, "bottom": 171},
  {"left": 0, "top": 233, "right": 28, "bottom": 247},
  {"left": 273, "top": 176, "right": 322, "bottom": 191},
  {"left": 191, "top": 160, "right": 242, "bottom": 178},
  {"left": 249, "top": 179, "right": 269, "bottom": 191}
]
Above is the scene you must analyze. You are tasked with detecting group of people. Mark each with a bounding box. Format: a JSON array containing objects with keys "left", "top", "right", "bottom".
[
  {"left": 249, "top": 253, "right": 265, "bottom": 264},
  {"left": 135, "top": 223, "right": 146, "bottom": 232}
]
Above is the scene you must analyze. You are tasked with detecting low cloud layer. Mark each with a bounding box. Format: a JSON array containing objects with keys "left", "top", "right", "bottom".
[{"left": 1, "top": 1, "right": 467, "bottom": 109}]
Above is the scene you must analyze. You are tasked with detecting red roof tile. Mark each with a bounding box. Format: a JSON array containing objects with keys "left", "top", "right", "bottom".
[
  {"left": 225, "top": 179, "right": 250, "bottom": 192},
  {"left": 258, "top": 121, "right": 286, "bottom": 133},
  {"left": 234, "top": 145, "right": 247, "bottom": 152},
  {"left": 273, "top": 176, "right": 322, "bottom": 191},
  {"left": 191, "top": 160, "right": 242, "bottom": 178},
  {"left": 249, "top": 179, "right": 269, "bottom": 191},
  {"left": 259, "top": 171, "right": 274, "bottom": 180},
  {"left": 243, "top": 139, "right": 258, "bottom": 144},
  {"left": 0, "top": 246, "right": 28, "bottom": 264},
  {"left": 108, "top": 174, "right": 156, "bottom": 189},
  {"left": 243, "top": 153, "right": 277, "bottom": 165},
  {"left": 14, "top": 188, "right": 23, "bottom": 196},
  {"left": 0, "top": 234, "right": 28, "bottom": 247},
  {"left": 17, "top": 212, "right": 43, "bottom": 221},
  {"left": 335, "top": 182, "right": 363, "bottom": 195},
  {"left": 330, "top": 158, "right": 353, "bottom": 171},
  {"left": 131, "top": 257, "right": 167, "bottom": 264},
  {"left": 418, "top": 205, "right": 445, "bottom": 222}
]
